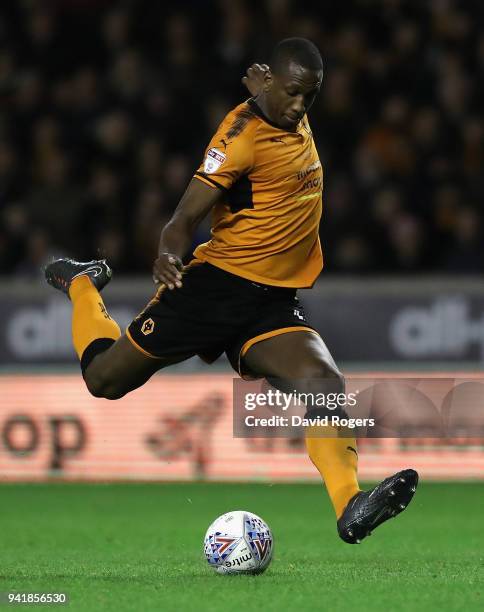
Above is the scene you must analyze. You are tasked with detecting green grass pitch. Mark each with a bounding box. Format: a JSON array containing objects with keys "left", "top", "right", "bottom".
[{"left": 0, "top": 482, "right": 482, "bottom": 611}]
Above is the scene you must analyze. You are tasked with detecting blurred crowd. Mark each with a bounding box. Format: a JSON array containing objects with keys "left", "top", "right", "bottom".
[{"left": 1, "top": 0, "right": 483, "bottom": 277}]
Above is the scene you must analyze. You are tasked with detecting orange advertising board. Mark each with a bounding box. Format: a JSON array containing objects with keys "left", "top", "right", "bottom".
[{"left": 1, "top": 374, "right": 483, "bottom": 481}]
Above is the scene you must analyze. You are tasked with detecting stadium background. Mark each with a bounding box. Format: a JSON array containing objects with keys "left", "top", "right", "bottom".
[{"left": 1, "top": 0, "right": 484, "bottom": 482}]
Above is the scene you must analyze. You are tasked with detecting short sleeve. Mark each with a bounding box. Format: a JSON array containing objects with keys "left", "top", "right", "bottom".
[{"left": 194, "top": 117, "right": 254, "bottom": 191}]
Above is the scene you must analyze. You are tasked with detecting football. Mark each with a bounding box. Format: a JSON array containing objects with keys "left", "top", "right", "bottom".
[{"left": 204, "top": 510, "right": 273, "bottom": 574}]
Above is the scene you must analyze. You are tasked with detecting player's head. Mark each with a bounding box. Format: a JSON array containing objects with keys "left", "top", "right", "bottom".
[{"left": 262, "top": 38, "right": 323, "bottom": 129}]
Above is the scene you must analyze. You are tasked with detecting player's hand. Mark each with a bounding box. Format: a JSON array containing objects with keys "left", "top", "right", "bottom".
[
  {"left": 242, "top": 63, "right": 269, "bottom": 96},
  {"left": 152, "top": 253, "right": 183, "bottom": 289}
]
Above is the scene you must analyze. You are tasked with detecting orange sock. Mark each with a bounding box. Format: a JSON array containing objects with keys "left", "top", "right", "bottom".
[
  {"left": 68, "top": 276, "right": 121, "bottom": 360},
  {"left": 306, "top": 427, "right": 360, "bottom": 518}
]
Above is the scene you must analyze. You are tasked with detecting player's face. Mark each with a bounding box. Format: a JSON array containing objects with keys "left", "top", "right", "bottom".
[{"left": 266, "top": 62, "right": 323, "bottom": 129}]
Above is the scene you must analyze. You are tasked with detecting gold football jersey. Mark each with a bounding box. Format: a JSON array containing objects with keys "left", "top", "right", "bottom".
[{"left": 193, "top": 99, "right": 323, "bottom": 288}]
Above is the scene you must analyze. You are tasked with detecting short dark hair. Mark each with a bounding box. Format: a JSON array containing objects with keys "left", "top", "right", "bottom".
[{"left": 271, "top": 38, "right": 323, "bottom": 75}]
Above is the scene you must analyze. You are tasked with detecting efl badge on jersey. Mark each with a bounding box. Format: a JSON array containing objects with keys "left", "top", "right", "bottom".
[{"left": 204, "top": 148, "right": 226, "bottom": 174}]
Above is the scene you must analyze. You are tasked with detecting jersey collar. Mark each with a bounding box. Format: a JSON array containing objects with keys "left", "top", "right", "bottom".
[{"left": 247, "top": 98, "right": 303, "bottom": 134}]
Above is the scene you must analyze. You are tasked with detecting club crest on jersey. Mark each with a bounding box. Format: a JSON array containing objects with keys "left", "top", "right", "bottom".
[{"left": 204, "top": 148, "right": 226, "bottom": 174}]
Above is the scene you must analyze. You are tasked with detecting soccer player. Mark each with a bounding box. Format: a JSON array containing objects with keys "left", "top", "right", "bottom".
[{"left": 45, "top": 38, "right": 418, "bottom": 544}]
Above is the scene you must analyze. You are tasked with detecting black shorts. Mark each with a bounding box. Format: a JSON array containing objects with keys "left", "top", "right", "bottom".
[{"left": 127, "top": 261, "right": 319, "bottom": 378}]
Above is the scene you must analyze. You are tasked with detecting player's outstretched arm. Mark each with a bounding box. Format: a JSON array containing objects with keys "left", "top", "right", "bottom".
[
  {"left": 153, "top": 178, "right": 221, "bottom": 289},
  {"left": 242, "top": 63, "right": 269, "bottom": 96}
]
